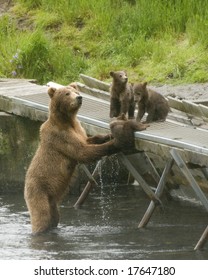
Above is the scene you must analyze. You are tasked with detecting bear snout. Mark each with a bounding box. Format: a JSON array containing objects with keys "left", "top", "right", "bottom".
[{"left": 76, "top": 95, "right": 83, "bottom": 104}]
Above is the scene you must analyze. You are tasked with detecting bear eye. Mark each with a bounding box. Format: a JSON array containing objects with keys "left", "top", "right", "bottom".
[
  {"left": 65, "top": 92, "right": 70, "bottom": 96},
  {"left": 119, "top": 74, "right": 123, "bottom": 78}
]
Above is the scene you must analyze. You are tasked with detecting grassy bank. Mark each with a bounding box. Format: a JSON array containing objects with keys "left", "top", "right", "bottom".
[{"left": 1, "top": 0, "right": 208, "bottom": 85}]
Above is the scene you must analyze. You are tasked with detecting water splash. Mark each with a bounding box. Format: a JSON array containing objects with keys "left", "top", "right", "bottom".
[
  {"left": 95, "top": 155, "right": 123, "bottom": 224},
  {"left": 98, "top": 155, "right": 121, "bottom": 187}
]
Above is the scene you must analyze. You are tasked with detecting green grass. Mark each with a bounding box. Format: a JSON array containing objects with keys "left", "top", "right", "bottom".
[{"left": 1, "top": 0, "right": 208, "bottom": 84}]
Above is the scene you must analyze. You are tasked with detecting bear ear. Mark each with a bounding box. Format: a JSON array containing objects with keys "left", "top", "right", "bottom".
[
  {"left": 110, "top": 71, "right": 114, "bottom": 77},
  {"left": 120, "top": 113, "right": 127, "bottom": 121},
  {"left": 48, "top": 87, "right": 56, "bottom": 98},
  {"left": 142, "top": 82, "right": 147, "bottom": 88},
  {"left": 68, "top": 82, "right": 78, "bottom": 90}
]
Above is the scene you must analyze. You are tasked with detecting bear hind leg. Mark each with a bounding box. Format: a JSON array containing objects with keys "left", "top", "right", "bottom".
[
  {"left": 49, "top": 197, "right": 60, "bottom": 228},
  {"left": 27, "top": 194, "right": 56, "bottom": 234},
  {"left": 110, "top": 98, "right": 120, "bottom": 118}
]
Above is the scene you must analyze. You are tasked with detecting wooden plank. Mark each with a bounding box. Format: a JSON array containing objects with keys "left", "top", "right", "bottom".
[
  {"left": 0, "top": 95, "right": 48, "bottom": 121},
  {"left": 191, "top": 98, "right": 208, "bottom": 106},
  {"left": 167, "top": 96, "right": 185, "bottom": 112},
  {"left": 77, "top": 83, "right": 110, "bottom": 101},
  {"left": 80, "top": 74, "right": 110, "bottom": 92},
  {"left": 198, "top": 104, "right": 208, "bottom": 119},
  {"left": 168, "top": 96, "right": 208, "bottom": 120},
  {"left": 168, "top": 110, "right": 192, "bottom": 125},
  {"left": 182, "top": 100, "right": 203, "bottom": 118},
  {"left": 0, "top": 86, "right": 47, "bottom": 97},
  {"left": 0, "top": 78, "right": 36, "bottom": 84}
]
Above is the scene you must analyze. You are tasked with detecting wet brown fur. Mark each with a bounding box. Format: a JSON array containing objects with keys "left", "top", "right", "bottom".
[{"left": 24, "top": 86, "right": 119, "bottom": 234}]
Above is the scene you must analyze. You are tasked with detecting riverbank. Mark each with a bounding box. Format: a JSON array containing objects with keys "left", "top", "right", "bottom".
[
  {"left": 1, "top": 1, "right": 208, "bottom": 85},
  {"left": 152, "top": 82, "right": 208, "bottom": 101}
]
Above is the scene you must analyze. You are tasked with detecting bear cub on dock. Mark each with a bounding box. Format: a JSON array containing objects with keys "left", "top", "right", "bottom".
[
  {"left": 110, "top": 113, "right": 149, "bottom": 150},
  {"left": 109, "top": 70, "right": 135, "bottom": 119},
  {"left": 133, "top": 82, "right": 170, "bottom": 123},
  {"left": 24, "top": 86, "right": 120, "bottom": 234}
]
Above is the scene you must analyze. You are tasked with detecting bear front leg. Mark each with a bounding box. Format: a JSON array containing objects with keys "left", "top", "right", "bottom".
[
  {"left": 87, "top": 134, "right": 112, "bottom": 144},
  {"left": 74, "top": 140, "right": 120, "bottom": 164},
  {"left": 145, "top": 106, "right": 156, "bottom": 123},
  {"left": 155, "top": 103, "right": 169, "bottom": 121},
  {"left": 128, "top": 99, "right": 135, "bottom": 119},
  {"left": 137, "top": 102, "right": 145, "bottom": 121}
]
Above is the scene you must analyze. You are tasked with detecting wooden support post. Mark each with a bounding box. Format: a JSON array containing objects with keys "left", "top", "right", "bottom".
[
  {"left": 170, "top": 149, "right": 208, "bottom": 250},
  {"left": 118, "top": 153, "right": 161, "bottom": 204},
  {"left": 194, "top": 225, "right": 208, "bottom": 250},
  {"left": 79, "top": 164, "right": 99, "bottom": 186},
  {"left": 138, "top": 158, "right": 174, "bottom": 228},
  {"left": 201, "top": 167, "right": 208, "bottom": 181},
  {"left": 73, "top": 161, "right": 101, "bottom": 208},
  {"left": 126, "top": 152, "right": 160, "bottom": 186},
  {"left": 170, "top": 149, "right": 208, "bottom": 211},
  {"left": 143, "top": 152, "right": 161, "bottom": 183}
]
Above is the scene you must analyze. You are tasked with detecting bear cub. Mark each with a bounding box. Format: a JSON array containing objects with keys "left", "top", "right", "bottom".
[
  {"left": 133, "top": 82, "right": 170, "bottom": 123},
  {"left": 109, "top": 70, "right": 135, "bottom": 119},
  {"left": 110, "top": 113, "right": 149, "bottom": 150},
  {"left": 24, "top": 86, "right": 120, "bottom": 234}
]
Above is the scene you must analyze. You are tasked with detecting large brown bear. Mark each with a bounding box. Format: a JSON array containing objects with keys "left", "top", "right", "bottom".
[
  {"left": 110, "top": 113, "right": 149, "bottom": 149},
  {"left": 133, "top": 82, "right": 170, "bottom": 123},
  {"left": 109, "top": 70, "right": 135, "bottom": 119},
  {"left": 24, "top": 86, "right": 119, "bottom": 234}
]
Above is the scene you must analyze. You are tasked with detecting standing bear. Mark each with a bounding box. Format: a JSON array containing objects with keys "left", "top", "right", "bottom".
[
  {"left": 109, "top": 70, "right": 135, "bottom": 119},
  {"left": 133, "top": 82, "right": 170, "bottom": 123},
  {"left": 24, "top": 86, "right": 119, "bottom": 234}
]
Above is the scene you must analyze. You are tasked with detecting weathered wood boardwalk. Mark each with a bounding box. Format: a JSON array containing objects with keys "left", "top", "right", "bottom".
[
  {"left": 1, "top": 77, "right": 208, "bottom": 184},
  {"left": 1, "top": 78, "right": 208, "bottom": 167}
]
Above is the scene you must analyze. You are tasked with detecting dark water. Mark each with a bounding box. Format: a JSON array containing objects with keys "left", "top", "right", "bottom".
[{"left": 0, "top": 184, "right": 207, "bottom": 260}]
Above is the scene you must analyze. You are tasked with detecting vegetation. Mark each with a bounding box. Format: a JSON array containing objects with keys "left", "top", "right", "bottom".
[{"left": 1, "top": 0, "right": 208, "bottom": 85}]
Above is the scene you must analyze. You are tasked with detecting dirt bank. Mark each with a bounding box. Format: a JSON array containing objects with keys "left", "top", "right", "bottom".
[{"left": 152, "top": 83, "right": 208, "bottom": 101}]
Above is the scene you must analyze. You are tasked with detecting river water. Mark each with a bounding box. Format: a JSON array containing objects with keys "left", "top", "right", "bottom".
[{"left": 0, "top": 183, "right": 207, "bottom": 260}]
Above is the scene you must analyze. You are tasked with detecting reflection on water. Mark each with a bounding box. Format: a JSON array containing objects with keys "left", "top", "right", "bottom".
[{"left": 0, "top": 184, "right": 207, "bottom": 260}]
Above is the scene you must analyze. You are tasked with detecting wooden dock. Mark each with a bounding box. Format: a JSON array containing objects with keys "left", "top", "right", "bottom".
[
  {"left": 1, "top": 77, "right": 208, "bottom": 191},
  {"left": 0, "top": 76, "right": 208, "bottom": 249},
  {"left": 1, "top": 78, "right": 208, "bottom": 173}
]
